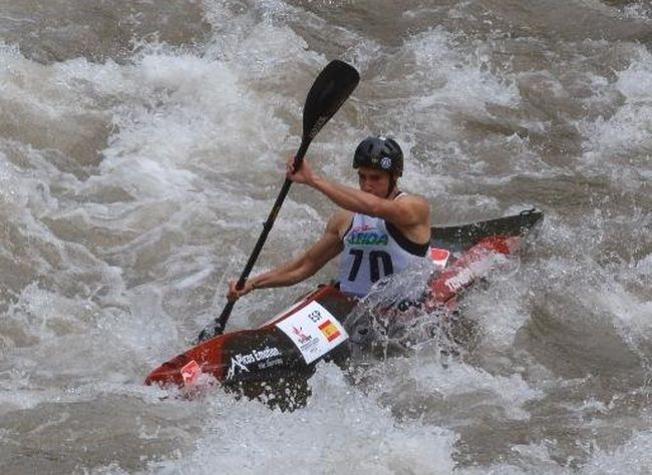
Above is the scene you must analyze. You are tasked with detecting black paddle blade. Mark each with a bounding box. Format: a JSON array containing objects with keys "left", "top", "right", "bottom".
[
  {"left": 302, "top": 60, "right": 359, "bottom": 143},
  {"left": 196, "top": 60, "right": 359, "bottom": 344}
]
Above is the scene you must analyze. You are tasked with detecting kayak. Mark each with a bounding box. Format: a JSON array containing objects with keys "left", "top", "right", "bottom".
[{"left": 145, "top": 209, "right": 543, "bottom": 401}]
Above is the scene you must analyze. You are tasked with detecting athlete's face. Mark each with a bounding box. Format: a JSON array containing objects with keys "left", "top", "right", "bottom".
[{"left": 357, "top": 167, "right": 392, "bottom": 198}]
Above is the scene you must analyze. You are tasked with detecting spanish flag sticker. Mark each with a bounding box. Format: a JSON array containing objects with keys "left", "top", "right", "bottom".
[{"left": 318, "top": 319, "right": 341, "bottom": 342}]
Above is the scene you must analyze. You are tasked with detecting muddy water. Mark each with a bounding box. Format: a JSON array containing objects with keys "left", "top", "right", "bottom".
[{"left": 0, "top": 0, "right": 651, "bottom": 473}]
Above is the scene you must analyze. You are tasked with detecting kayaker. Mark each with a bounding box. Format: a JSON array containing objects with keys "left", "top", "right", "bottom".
[{"left": 227, "top": 136, "right": 432, "bottom": 300}]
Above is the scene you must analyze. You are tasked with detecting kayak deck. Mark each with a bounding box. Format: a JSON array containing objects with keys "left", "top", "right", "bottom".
[{"left": 145, "top": 209, "right": 543, "bottom": 400}]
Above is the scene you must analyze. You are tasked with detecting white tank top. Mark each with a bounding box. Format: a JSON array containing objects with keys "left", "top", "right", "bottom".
[{"left": 338, "top": 195, "right": 430, "bottom": 297}]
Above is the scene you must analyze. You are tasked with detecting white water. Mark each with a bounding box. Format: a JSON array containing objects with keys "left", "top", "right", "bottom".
[{"left": 0, "top": 0, "right": 651, "bottom": 473}]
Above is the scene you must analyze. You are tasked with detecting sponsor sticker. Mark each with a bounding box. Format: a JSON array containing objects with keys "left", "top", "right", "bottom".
[
  {"left": 226, "top": 346, "right": 283, "bottom": 379},
  {"left": 445, "top": 267, "right": 474, "bottom": 292},
  {"left": 180, "top": 360, "right": 201, "bottom": 385},
  {"left": 431, "top": 248, "right": 451, "bottom": 269},
  {"left": 225, "top": 346, "right": 282, "bottom": 380},
  {"left": 276, "top": 301, "right": 348, "bottom": 364}
]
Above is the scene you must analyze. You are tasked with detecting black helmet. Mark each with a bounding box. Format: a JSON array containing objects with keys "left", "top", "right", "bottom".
[{"left": 353, "top": 136, "right": 403, "bottom": 176}]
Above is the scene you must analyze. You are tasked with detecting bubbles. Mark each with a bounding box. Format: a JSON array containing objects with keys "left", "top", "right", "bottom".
[
  {"left": 622, "top": 2, "right": 652, "bottom": 22},
  {"left": 345, "top": 260, "right": 451, "bottom": 356},
  {"left": 149, "top": 363, "right": 458, "bottom": 475},
  {"left": 0, "top": 0, "right": 651, "bottom": 473},
  {"left": 581, "top": 430, "right": 652, "bottom": 474},
  {"left": 0, "top": 0, "right": 210, "bottom": 63},
  {"left": 579, "top": 44, "right": 652, "bottom": 160}
]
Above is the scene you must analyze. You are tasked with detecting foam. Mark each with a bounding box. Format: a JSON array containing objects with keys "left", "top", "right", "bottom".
[
  {"left": 149, "top": 363, "right": 458, "bottom": 475},
  {"left": 581, "top": 430, "right": 652, "bottom": 474},
  {"left": 0, "top": 1, "right": 650, "bottom": 473}
]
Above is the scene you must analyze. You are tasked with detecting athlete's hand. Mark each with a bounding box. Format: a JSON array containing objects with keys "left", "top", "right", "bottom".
[
  {"left": 227, "top": 279, "right": 255, "bottom": 302},
  {"left": 286, "top": 156, "right": 318, "bottom": 186}
]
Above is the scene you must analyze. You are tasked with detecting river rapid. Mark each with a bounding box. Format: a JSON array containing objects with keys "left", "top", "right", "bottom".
[{"left": 0, "top": 0, "right": 651, "bottom": 473}]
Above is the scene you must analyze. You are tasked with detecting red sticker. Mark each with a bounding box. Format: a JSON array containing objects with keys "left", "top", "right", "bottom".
[
  {"left": 180, "top": 360, "right": 201, "bottom": 385},
  {"left": 431, "top": 248, "right": 450, "bottom": 267}
]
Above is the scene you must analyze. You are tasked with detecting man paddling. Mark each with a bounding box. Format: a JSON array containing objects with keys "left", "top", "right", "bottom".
[{"left": 227, "top": 136, "right": 431, "bottom": 301}]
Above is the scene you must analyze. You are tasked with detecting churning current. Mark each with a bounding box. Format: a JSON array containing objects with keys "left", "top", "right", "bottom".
[{"left": 0, "top": 0, "right": 651, "bottom": 473}]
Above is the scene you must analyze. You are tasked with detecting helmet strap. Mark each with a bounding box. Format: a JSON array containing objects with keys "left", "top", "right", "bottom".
[{"left": 386, "top": 174, "right": 398, "bottom": 199}]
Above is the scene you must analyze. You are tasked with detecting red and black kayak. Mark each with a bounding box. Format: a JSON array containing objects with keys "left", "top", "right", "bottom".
[{"left": 145, "top": 209, "right": 543, "bottom": 398}]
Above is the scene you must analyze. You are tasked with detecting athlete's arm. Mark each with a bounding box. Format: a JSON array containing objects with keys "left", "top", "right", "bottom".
[
  {"left": 288, "top": 159, "right": 429, "bottom": 227},
  {"left": 226, "top": 213, "right": 347, "bottom": 301}
]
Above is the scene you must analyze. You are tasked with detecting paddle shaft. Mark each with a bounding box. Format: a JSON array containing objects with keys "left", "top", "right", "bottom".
[
  {"left": 196, "top": 60, "right": 359, "bottom": 342},
  {"left": 212, "top": 140, "right": 310, "bottom": 334}
]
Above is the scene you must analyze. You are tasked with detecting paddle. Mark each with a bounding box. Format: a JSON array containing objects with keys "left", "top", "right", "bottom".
[{"left": 197, "top": 60, "right": 360, "bottom": 342}]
